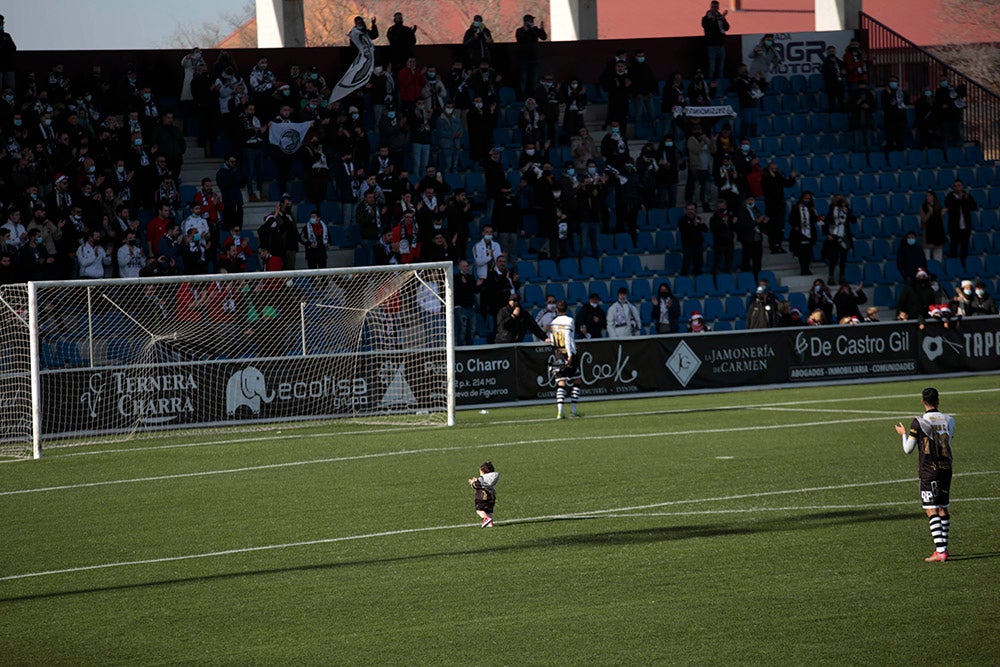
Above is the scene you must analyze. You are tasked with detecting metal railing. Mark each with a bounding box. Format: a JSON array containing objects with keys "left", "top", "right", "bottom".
[{"left": 860, "top": 12, "right": 1000, "bottom": 160}]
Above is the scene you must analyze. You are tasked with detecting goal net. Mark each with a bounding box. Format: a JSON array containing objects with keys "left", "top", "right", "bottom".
[
  {"left": 2, "top": 262, "right": 454, "bottom": 459},
  {"left": 0, "top": 284, "right": 34, "bottom": 459}
]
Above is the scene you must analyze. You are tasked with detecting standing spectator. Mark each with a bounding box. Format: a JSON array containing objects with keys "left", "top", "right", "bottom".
[
  {"left": 562, "top": 77, "right": 589, "bottom": 142},
  {"left": 607, "top": 287, "right": 642, "bottom": 338},
  {"left": 808, "top": 279, "right": 834, "bottom": 323},
  {"left": 746, "top": 282, "right": 779, "bottom": 328},
  {"left": 919, "top": 190, "right": 946, "bottom": 263},
  {"left": 492, "top": 183, "right": 522, "bottom": 262},
  {"left": 685, "top": 124, "right": 714, "bottom": 211},
  {"left": 397, "top": 57, "right": 426, "bottom": 113},
  {"left": 896, "top": 269, "right": 934, "bottom": 321},
  {"left": 421, "top": 65, "right": 448, "bottom": 114},
  {"left": 373, "top": 228, "right": 400, "bottom": 266},
  {"left": 454, "top": 260, "right": 478, "bottom": 345},
  {"left": 117, "top": 230, "right": 146, "bottom": 278},
  {"left": 249, "top": 56, "right": 277, "bottom": 117},
  {"left": 934, "top": 80, "right": 964, "bottom": 148},
  {"left": 495, "top": 292, "right": 545, "bottom": 344},
  {"left": 843, "top": 38, "right": 868, "bottom": 93},
  {"left": 0, "top": 15, "right": 15, "bottom": 91},
  {"left": 481, "top": 255, "right": 520, "bottom": 338},
  {"left": 472, "top": 224, "right": 502, "bottom": 280},
  {"left": 655, "top": 133, "right": 683, "bottom": 209},
  {"left": 849, "top": 82, "right": 877, "bottom": 149},
  {"left": 833, "top": 281, "right": 867, "bottom": 322},
  {"left": 604, "top": 60, "right": 633, "bottom": 135},
  {"left": 609, "top": 164, "right": 642, "bottom": 246},
  {"left": 660, "top": 72, "right": 687, "bottom": 144},
  {"left": 821, "top": 45, "right": 846, "bottom": 112},
  {"left": 651, "top": 282, "right": 681, "bottom": 334},
  {"left": 216, "top": 154, "right": 246, "bottom": 232},
  {"left": 2, "top": 206, "right": 26, "bottom": 249},
  {"left": 378, "top": 107, "right": 408, "bottom": 169},
  {"left": 257, "top": 196, "right": 297, "bottom": 270},
  {"left": 730, "top": 64, "right": 766, "bottom": 139},
  {"left": 915, "top": 86, "right": 937, "bottom": 149},
  {"left": 702, "top": 1, "right": 730, "bottom": 88},
  {"left": 301, "top": 209, "right": 329, "bottom": 269},
  {"left": 709, "top": 199, "right": 737, "bottom": 275},
  {"left": 896, "top": 231, "right": 925, "bottom": 282},
  {"left": 761, "top": 161, "right": 796, "bottom": 253},
  {"left": 788, "top": 193, "right": 819, "bottom": 276},
  {"left": 463, "top": 15, "right": 494, "bottom": 66},
  {"left": 515, "top": 14, "right": 547, "bottom": 100},
  {"left": 77, "top": 229, "right": 111, "bottom": 279},
  {"left": 150, "top": 112, "right": 187, "bottom": 179},
  {"left": 678, "top": 203, "right": 707, "bottom": 277},
  {"left": 600, "top": 121, "right": 630, "bottom": 171},
  {"left": 823, "top": 194, "right": 855, "bottom": 285},
  {"left": 576, "top": 170, "right": 609, "bottom": 258},
  {"left": 944, "top": 179, "right": 977, "bottom": 269},
  {"left": 748, "top": 34, "right": 782, "bottom": 82},
  {"left": 737, "top": 194, "right": 767, "bottom": 280},
  {"left": 386, "top": 12, "right": 417, "bottom": 73},
  {"left": 576, "top": 293, "right": 607, "bottom": 339},
  {"left": 881, "top": 75, "right": 908, "bottom": 153},
  {"left": 446, "top": 188, "right": 474, "bottom": 260},
  {"left": 629, "top": 49, "right": 658, "bottom": 132},
  {"left": 467, "top": 96, "right": 497, "bottom": 163},
  {"left": 409, "top": 98, "right": 433, "bottom": 179},
  {"left": 436, "top": 101, "right": 465, "bottom": 172}
]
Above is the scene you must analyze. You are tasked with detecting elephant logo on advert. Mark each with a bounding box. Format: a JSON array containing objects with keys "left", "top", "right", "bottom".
[{"left": 226, "top": 366, "right": 276, "bottom": 415}]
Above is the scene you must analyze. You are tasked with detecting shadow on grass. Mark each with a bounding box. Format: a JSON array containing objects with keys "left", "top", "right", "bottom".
[
  {"left": 0, "top": 508, "right": 912, "bottom": 604},
  {"left": 944, "top": 551, "right": 1000, "bottom": 562}
]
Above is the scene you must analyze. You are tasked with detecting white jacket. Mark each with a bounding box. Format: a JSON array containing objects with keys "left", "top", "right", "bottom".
[{"left": 607, "top": 300, "right": 641, "bottom": 337}]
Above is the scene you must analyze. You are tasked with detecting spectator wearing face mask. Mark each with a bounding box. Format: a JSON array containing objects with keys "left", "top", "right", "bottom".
[
  {"left": 748, "top": 34, "right": 782, "bottom": 82},
  {"left": 896, "top": 268, "right": 935, "bottom": 321},
  {"left": 821, "top": 45, "right": 846, "bottom": 112},
  {"left": 919, "top": 190, "right": 946, "bottom": 263},
  {"left": 576, "top": 292, "right": 607, "bottom": 339},
  {"left": 896, "top": 231, "right": 925, "bottom": 282},
  {"left": 300, "top": 209, "right": 329, "bottom": 269},
  {"left": 702, "top": 1, "right": 729, "bottom": 87},
  {"left": 463, "top": 15, "right": 494, "bottom": 67},
  {"left": 933, "top": 79, "right": 965, "bottom": 148},
  {"left": 467, "top": 97, "right": 497, "bottom": 163},
  {"left": 651, "top": 282, "right": 681, "bottom": 334},
  {"left": 535, "top": 294, "right": 560, "bottom": 339},
  {"left": 515, "top": 14, "right": 547, "bottom": 100},
  {"left": 944, "top": 179, "right": 977, "bottom": 269},
  {"left": 843, "top": 39, "right": 868, "bottom": 94},
  {"left": 746, "top": 281, "right": 780, "bottom": 329},
  {"left": 968, "top": 281, "right": 998, "bottom": 316},
  {"left": 386, "top": 13, "right": 417, "bottom": 73},
  {"left": 880, "top": 76, "right": 909, "bottom": 152}
]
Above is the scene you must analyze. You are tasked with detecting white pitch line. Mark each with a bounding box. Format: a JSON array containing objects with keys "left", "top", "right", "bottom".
[
  {"left": 2, "top": 480, "right": 997, "bottom": 583},
  {"left": 754, "top": 407, "right": 911, "bottom": 415},
  {"left": 1, "top": 415, "right": 917, "bottom": 497},
  {"left": 597, "top": 496, "right": 1000, "bottom": 518},
  {"left": 48, "top": 386, "right": 1000, "bottom": 459}
]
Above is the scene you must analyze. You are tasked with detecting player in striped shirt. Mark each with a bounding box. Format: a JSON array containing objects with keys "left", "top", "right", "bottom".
[
  {"left": 894, "top": 387, "right": 955, "bottom": 562},
  {"left": 548, "top": 300, "right": 582, "bottom": 419}
]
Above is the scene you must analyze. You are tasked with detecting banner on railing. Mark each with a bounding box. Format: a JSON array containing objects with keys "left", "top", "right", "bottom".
[
  {"left": 455, "top": 318, "right": 1000, "bottom": 406},
  {"left": 741, "top": 30, "right": 855, "bottom": 76}
]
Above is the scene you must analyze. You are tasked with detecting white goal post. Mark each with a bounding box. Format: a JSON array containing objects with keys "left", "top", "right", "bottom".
[{"left": 0, "top": 262, "right": 455, "bottom": 459}]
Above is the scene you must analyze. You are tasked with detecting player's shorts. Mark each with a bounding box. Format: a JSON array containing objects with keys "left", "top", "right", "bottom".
[
  {"left": 549, "top": 359, "right": 580, "bottom": 382},
  {"left": 475, "top": 488, "right": 496, "bottom": 513},
  {"left": 920, "top": 471, "right": 952, "bottom": 509}
]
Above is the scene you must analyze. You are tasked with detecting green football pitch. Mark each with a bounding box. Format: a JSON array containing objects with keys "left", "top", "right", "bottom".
[{"left": 2, "top": 376, "right": 999, "bottom": 665}]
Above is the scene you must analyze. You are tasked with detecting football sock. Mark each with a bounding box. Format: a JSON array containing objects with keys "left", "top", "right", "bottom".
[
  {"left": 556, "top": 387, "right": 566, "bottom": 415},
  {"left": 941, "top": 515, "right": 950, "bottom": 549},
  {"left": 570, "top": 385, "right": 580, "bottom": 414},
  {"left": 928, "top": 515, "right": 947, "bottom": 552}
]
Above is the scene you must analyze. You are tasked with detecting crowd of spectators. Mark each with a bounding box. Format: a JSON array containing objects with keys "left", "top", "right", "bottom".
[{"left": 0, "top": 8, "right": 994, "bottom": 345}]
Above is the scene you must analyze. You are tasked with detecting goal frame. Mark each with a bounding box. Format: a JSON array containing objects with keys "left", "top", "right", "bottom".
[{"left": 21, "top": 261, "right": 455, "bottom": 458}]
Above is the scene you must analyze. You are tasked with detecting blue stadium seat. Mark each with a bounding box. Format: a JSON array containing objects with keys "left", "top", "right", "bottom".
[
  {"left": 735, "top": 272, "right": 757, "bottom": 294},
  {"left": 567, "top": 281, "right": 588, "bottom": 304},
  {"left": 830, "top": 153, "right": 849, "bottom": 174},
  {"left": 683, "top": 299, "right": 704, "bottom": 319},
  {"left": 980, "top": 209, "right": 999, "bottom": 230},
  {"left": 614, "top": 233, "right": 636, "bottom": 254},
  {"left": 558, "top": 257, "right": 579, "bottom": 277},
  {"left": 857, "top": 219, "right": 879, "bottom": 239},
  {"left": 780, "top": 135, "right": 799, "bottom": 154},
  {"left": 859, "top": 173, "right": 878, "bottom": 193},
  {"left": 761, "top": 136, "right": 781, "bottom": 155},
  {"left": 874, "top": 285, "right": 894, "bottom": 307},
  {"left": 639, "top": 301, "right": 653, "bottom": 327},
  {"left": 537, "top": 259, "right": 559, "bottom": 281},
  {"left": 854, "top": 239, "right": 873, "bottom": 259},
  {"left": 900, "top": 214, "right": 920, "bottom": 235},
  {"left": 850, "top": 153, "right": 869, "bottom": 171},
  {"left": 865, "top": 152, "right": 888, "bottom": 173},
  {"left": 944, "top": 258, "right": 964, "bottom": 278},
  {"left": 694, "top": 274, "right": 715, "bottom": 296},
  {"left": 589, "top": 281, "right": 610, "bottom": 303},
  {"left": 879, "top": 215, "right": 902, "bottom": 238},
  {"left": 869, "top": 195, "right": 890, "bottom": 216},
  {"left": 714, "top": 273, "right": 736, "bottom": 295},
  {"left": 975, "top": 165, "right": 994, "bottom": 185},
  {"left": 812, "top": 154, "right": 830, "bottom": 174},
  {"left": 673, "top": 275, "right": 695, "bottom": 297},
  {"left": 984, "top": 256, "right": 1000, "bottom": 278},
  {"left": 622, "top": 254, "right": 653, "bottom": 277},
  {"left": 878, "top": 173, "right": 898, "bottom": 193},
  {"left": 872, "top": 238, "right": 893, "bottom": 261},
  {"left": 703, "top": 297, "right": 726, "bottom": 321},
  {"left": 852, "top": 198, "right": 870, "bottom": 216},
  {"left": 647, "top": 208, "right": 667, "bottom": 229},
  {"left": 579, "top": 256, "right": 601, "bottom": 279},
  {"left": 546, "top": 283, "right": 567, "bottom": 303},
  {"left": 971, "top": 232, "right": 991, "bottom": 254},
  {"left": 788, "top": 292, "right": 808, "bottom": 314},
  {"left": 821, "top": 175, "right": 840, "bottom": 195},
  {"left": 631, "top": 279, "right": 652, "bottom": 301},
  {"left": 654, "top": 230, "right": 677, "bottom": 252},
  {"left": 799, "top": 176, "right": 820, "bottom": 195},
  {"left": 863, "top": 263, "right": 885, "bottom": 284},
  {"left": 917, "top": 170, "right": 937, "bottom": 191},
  {"left": 464, "top": 172, "right": 486, "bottom": 196},
  {"left": 956, "top": 167, "right": 976, "bottom": 187},
  {"left": 598, "top": 234, "right": 616, "bottom": 256},
  {"left": 498, "top": 87, "right": 518, "bottom": 105},
  {"left": 840, "top": 174, "right": 860, "bottom": 194},
  {"left": 926, "top": 148, "right": 945, "bottom": 167},
  {"left": 635, "top": 231, "right": 655, "bottom": 253},
  {"left": 897, "top": 171, "right": 917, "bottom": 193},
  {"left": 722, "top": 296, "right": 746, "bottom": 321},
  {"left": 664, "top": 253, "right": 683, "bottom": 275},
  {"left": 797, "top": 135, "right": 819, "bottom": 154},
  {"left": 966, "top": 256, "right": 984, "bottom": 278},
  {"left": 887, "top": 151, "right": 906, "bottom": 169},
  {"left": 610, "top": 278, "right": 629, "bottom": 297},
  {"left": 601, "top": 256, "right": 621, "bottom": 278}
]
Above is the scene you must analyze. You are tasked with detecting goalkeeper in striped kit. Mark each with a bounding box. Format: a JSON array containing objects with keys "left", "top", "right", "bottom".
[{"left": 548, "top": 300, "right": 582, "bottom": 419}]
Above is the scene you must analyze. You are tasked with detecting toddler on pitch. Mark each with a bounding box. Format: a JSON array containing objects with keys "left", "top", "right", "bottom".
[{"left": 468, "top": 460, "right": 499, "bottom": 527}]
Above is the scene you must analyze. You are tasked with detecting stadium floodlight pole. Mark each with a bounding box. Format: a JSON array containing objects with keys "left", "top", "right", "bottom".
[{"left": 27, "top": 281, "right": 42, "bottom": 459}]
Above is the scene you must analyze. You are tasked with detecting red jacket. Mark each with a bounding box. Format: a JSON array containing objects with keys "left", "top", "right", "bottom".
[{"left": 397, "top": 66, "right": 427, "bottom": 103}]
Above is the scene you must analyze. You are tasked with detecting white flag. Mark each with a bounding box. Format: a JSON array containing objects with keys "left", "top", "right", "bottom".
[
  {"left": 329, "top": 25, "right": 375, "bottom": 105},
  {"left": 268, "top": 121, "right": 313, "bottom": 155}
]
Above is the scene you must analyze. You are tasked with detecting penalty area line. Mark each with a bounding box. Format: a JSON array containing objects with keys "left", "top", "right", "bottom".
[{"left": 1, "top": 476, "right": 997, "bottom": 583}]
